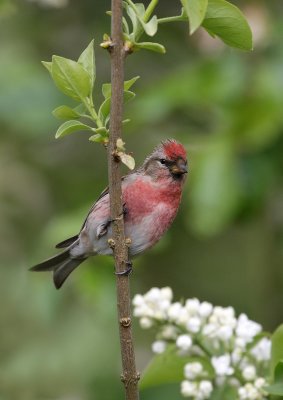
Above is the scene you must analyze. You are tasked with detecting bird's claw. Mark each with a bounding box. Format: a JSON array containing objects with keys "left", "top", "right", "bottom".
[{"left": 115, "top": 261, "right": 133, "bottom": 276}]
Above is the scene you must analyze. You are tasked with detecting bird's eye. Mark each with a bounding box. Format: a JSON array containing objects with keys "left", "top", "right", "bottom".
[{"left": 159, "top": 159, "right": 166, "bottom": 165}]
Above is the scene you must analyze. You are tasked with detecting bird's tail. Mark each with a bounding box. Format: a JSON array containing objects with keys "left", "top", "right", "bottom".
[{"left": 30, "top": 248, "right": 86, "bottom": 289}]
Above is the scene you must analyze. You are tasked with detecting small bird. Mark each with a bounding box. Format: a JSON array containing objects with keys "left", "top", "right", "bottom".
[{"left": 31, "top": 139, "right": 188, "bottom": 289}]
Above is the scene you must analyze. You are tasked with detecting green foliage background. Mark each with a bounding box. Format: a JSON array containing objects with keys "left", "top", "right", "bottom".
[{"left": 0, "top": 0, "right": 282, "bottom": 399}]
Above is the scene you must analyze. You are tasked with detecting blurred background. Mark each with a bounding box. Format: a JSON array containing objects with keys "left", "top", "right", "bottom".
[{"left": 0, "top": 0, "right": 282, "bottom": 399}]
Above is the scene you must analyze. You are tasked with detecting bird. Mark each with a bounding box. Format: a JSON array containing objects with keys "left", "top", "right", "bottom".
[{"left": 31, "top": 139, "right": 188, "bottom": 289}]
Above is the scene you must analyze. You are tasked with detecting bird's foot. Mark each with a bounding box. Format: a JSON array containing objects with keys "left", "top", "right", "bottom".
[{"left": 115, "top": 261, "right": 133, "bottom": 276}]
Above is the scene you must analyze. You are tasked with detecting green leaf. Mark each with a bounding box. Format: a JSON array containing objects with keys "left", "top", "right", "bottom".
[
  {"left": 98, "top": 98, "right": 111, "bottom": 125},
  {"left": 73, "top": 103, "right": 88, "bottom": 115},
  {"left": 265, "top": 361, "right": 283, "bottom": 395},
  {"left": 98, "top": 91, "right": 136, "bottom": 125},
  {"left": 118, "top": 152, "right": 135, "bottom": 170},
  {"left": 142, "top": 15, "right": 158, "bottom": 36},
  {"left": 124, "top": 76, "right": 140, "bottom": 91},
  {"left": 52, "top": 105, "right": 81, "bottom": 120},
  {"left": 95, "top": 127, "right": 108, "bottom": 136},
  {"left": 42, "top": 61, "right": 52, "bottom": 74},
  {"left": 202, "top": 0, "right": 253, "bottom": 51},
  {"left": 274, "top": 361, "right": 283, "bottom": 383},
  {"left": 123, "top": 1, "right": 141, "bottom": 38},
  {"left": 124, "top": 1, "right": 157, "bottom": 37},
  {"left": 78, "top": 39, "right": 95, "bottom": 90},
  {"left": 271, "top": 325, "right": 283, "bottom": 377},
  {"left": 89, "top": 134, "right": 104, "bottom": 143},
  {"left": 89, "top": 127, "right": 109, "bottom": 143},
  {"left": 124, "top": 90, "right": 136, "bottom": 103},
  {"left": 102, "top": 76, "right": 139, "bottom": 99},
  {"left": 133, "top": 42, "right": 166, "bottom": 54},
  {"left": 102, "top": 83, "right": 111, "bottom": 100},
  {"left": 181, "top": 0, "right": 208, "bottom": 34},
  {"left": 140, "top": 345, "right": 214, "bottom": 390},
  {"left": 265, "top": 383, "right": 283, "bottom": 396},
  {"left": 134, "top": 2, "right": 146, "bottom": 17},
  {"left": 51, "top": 55, "right": 92, "bottom": 101},
  {"left": 55, "top": 120, "right": 93, "bottom": 139},
  {"left": 123, "top": 17, "right": 130, "bottom": 35}
]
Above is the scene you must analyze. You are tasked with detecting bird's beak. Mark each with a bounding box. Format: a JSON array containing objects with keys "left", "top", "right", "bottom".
[{"left": 171, "top": 159, "right": 188, "bottom": 175}]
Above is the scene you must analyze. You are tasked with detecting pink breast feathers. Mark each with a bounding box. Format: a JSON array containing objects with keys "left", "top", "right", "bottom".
[
  {"left": 123, "top": 179, "right": 157, "bottom": 224},
  {"left": 123, "top": 177, "right": 182, "bottom": 246}
]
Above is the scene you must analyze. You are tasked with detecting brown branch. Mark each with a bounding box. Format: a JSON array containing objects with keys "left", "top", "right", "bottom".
[{"left": 108, "top": 0, "right": 140, "bottom": 399}]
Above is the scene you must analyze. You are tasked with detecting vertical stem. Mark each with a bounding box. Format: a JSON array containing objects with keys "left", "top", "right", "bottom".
[{"left": 108, "top": 0, "right": 139, "bottom": 399}]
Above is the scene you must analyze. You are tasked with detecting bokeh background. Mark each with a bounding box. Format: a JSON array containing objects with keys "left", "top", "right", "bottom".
[{"left": 0, "top": 0, "right": 283, "bottom": 399}]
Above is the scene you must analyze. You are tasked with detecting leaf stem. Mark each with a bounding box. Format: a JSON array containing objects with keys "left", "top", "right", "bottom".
[
  {"left": 83, "top": 98, "right": 103, "bottom": 128},
  {"left": 157, "top": 15, "right": 187, "bottom": 24},
  {"left": 125, "top": 0, "right": 159, "bottom": 43},
  {"left": 144, "top": 0, "right": 158, "bottom": 22}
]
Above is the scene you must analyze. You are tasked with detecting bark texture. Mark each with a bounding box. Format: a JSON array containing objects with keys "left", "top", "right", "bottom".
[{"left": 108, "top": 0, "right": 140, "bottom": 398}]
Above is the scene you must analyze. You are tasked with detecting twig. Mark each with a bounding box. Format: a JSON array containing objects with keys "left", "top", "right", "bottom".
[{"left": 108, "top": 0, "right": 140, "bottom": 398}]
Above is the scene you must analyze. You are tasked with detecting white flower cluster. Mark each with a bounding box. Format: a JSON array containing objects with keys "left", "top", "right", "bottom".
[{"left": 133, "top": 287, "right": 271, "bottom": 400}]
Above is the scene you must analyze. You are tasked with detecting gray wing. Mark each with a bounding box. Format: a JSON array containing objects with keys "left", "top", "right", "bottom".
[
  {"left": 55, "top": 186, "right": 110, "bottom": 249},
  {"left": 55, "top": 174, "right": 128, "bottom": 249}
]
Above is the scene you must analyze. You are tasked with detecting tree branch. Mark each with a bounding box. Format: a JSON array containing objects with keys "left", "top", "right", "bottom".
[{"left": 108, "top": 0, "right": 140, "bottom": 399}]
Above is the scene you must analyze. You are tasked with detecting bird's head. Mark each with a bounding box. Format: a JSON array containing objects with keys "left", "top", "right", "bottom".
[{"left": 143, "top": 139, "right": 188, "bottom": 183}]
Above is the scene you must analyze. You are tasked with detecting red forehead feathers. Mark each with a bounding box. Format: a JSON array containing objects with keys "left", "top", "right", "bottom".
[{"left": 162, "top": 140, "right": 186, "bottom": 160}]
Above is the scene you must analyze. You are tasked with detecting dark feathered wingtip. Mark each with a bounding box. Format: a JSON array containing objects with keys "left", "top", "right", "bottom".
[
  {"left": 30, "top": 248, "right": 71, "bottom": 272},
  {"left": 55, "top": 234, "right": 79, "bottom": 249}
]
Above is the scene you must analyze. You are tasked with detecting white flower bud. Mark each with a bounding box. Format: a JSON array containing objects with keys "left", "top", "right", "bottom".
[
  {"left": 235, "top": 337, "right": 247, "bottom": 349},
  {"left": 185, "top": 298, "right": 200, "bottom": 314},
  {"left": 140, "top": 317, "right": 153, "bottom": 329},
  {"left": 236, "top": 314, "right": 262, "bottom": 344},
  {"left": 238, "top": 383, "right": 259, "bottom": 400},
  {"left": 160, "top": 286, "right": 173, "bottom": 301},
  {"left": 217, "top": 325, "right": 233, "bottom": 341},
  {"left": 158, "top": 299, "right": 171, "bottom": 312},
  {"left": 176, "top": 334, "right": 192, "bottom": 351},
  {"left": 177, "top": 308, "right": 190, "bottom": 325},
  {"left": 181, "top": 380, "right": 198, "bottom": 397},
  {"left": 133, "top": 304, "right": 151, "bottom": 318},
  {"left": 154, "top": 309, "right": 166, "bottom": 320},
  {"left": 187, "top": 316, "right": 201, "bottom": 333},
  {"left": 168, "top": 302, "right": 183, "bottom": 321},
  {"left": 231, "top": 347, "right": 243, "bottom": 365},
  {"left": 212, "top": 354, "right": 234, "bottom": 376},
  {"left": 199, "top": 380, "right": 213, "bottom": 399},
  {"left": 144, "top": 287, "right": 161, "bottom": 302},
  {"left": 211, "top": 306, "right": 236, "bottom": 328},
  {"left": 202, "top": 323, "right": 217, "bottom": 337},
  {"left": 242, "top": 365, "right": 256, "bottom": 381},
  {"left": 161, "top": 325, "right": 177, "bottom": 340},
  {"left": 254, "top": 377, "right": 266, "bottom": 389},
  {"left": 152, "top": 340, "right": 166, "bottom": 354},
  {"left": 250, "top": 337, "right": 271, "bottom": 362},
  {"left": 199, "top": 302, "right": 213, "bottom": 318},
  {"left": 184, "top": 362, "right": 203, "bottom": 379},
  {"left": 132, "top": 294, "right": 144, "bottom": 306}
]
